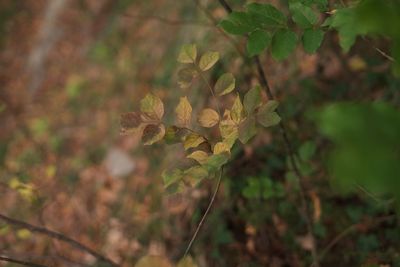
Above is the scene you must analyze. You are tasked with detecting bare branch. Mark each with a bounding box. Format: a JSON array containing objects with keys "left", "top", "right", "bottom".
[
  {"left": 0, "top": 255, "right": 48, "bottom": 267},
  {"left": 0, "top": 213, "right": 119, "bottom": 267},
  {"left": 184, "top": 168, "right": 224, "bottom": 257},
  {"left": 122, "top": 13, "right": 211, "bottom": 27}
]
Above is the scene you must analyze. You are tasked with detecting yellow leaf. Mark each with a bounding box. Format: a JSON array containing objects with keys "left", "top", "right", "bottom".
[
  {"left": 140, "top": 93, "right": 164, "bottom": 121},
  {"left": 213, "top": 142, "right": 230, "bottom": 154},
  {"left": 135, "top": 255, "right": 172, "bottom": 267},
  {"left": 214, "top": 73, "right": 235, "bottom": 96},
  {"left": 175, "top": 97, "right": 192, "bottom": 127},
  {"left": 219, "top": 110, "right": 239, "bottom": 148},
  {"left": 177, "top": 256, "right": 199, "bottom": 267},
  {"left": 231, "top": 94, "right": 244, "bottom": 124},
  {"left": 177, "top": 44, "right": 197, "bottom": 64},
  {"left": 187, "top": 150, "right": 209, "bottom": 164},
  {"left": 142, "top": 124, "right": 165, "bottom": 145},
  {"left": 199, "top": 51, "right": 219, "bottom": 71},
  {"left": 198, "top": 108, "right": 220, "bottom": 128},
  {"left": 184, "top": 133, "right": 206, "bottom": 150},
  {"left": 16, "top": 229, "right": 31, "bottom": 240}
]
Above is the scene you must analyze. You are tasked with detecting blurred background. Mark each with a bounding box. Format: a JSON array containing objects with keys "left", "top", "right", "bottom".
[{"left": 0, "top": 0, "right": 399, "bottom": 266}]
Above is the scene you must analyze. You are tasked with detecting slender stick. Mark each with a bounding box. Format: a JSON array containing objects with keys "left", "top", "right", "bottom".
[
  {"left": 184, "top": 168, "right": 224, "bottom": 256},
  {"left": 316, "top": 215, "right": 395, "bottom": 265},
  {"left": 216, "top": 1, "right": 320, "bottom": 266},
  {"left": 0, "top": 255, "right": 48, "bottom": 267},
  {"left": 0, "top": 214, "right": 119, "bottom": 267}
]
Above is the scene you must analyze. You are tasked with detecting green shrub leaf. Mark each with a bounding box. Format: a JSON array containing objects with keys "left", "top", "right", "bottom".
[
  {"left": 247, "top": 30, "right": 271, "bottom": 57},
  {"left": 302, "top": 28, "right": 325, "bottom": 53},
  {"left": 271, "top": 30, "right": 297, "bottom": 60}
]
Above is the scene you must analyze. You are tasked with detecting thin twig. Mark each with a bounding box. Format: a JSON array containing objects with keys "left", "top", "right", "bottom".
[
  {"left": 122, "top": 13, "right": 211, "bottom": 27},
  {"left": 0, "top": 255, "right": 48, "bottom": 267},
  {"left": 195, "top": 65, "right": 222, "bottom": 116},
  {"left": 217, "top": 1, "right": 320, "bottom": 266},
  {"left": 193, "top": 0, "right": 245, "bottom": 58},
  {"left": 317, "top": 215, "right": 395, "bottom": 264},
  {"left": 0, "top": 213, "right": 119, "bottom": 267},
  {"left": 184, "top": 168, "right": 224, "bottom": 256}
]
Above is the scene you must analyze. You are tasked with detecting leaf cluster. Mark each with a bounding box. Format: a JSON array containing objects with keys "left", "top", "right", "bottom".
[
  {"left": 121, "top": 44, "right": 281, "bottom": 193},
  {"left": 219, "top": 0, "right": 327, "bottom": 59}
]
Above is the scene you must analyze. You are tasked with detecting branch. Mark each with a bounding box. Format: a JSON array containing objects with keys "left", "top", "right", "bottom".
[
  {"left": 0, "top": 255, "right": 48, "bottom": 267},
  {"left": 0, "top": 213, "right": 119, "bottom": 267},
  {"left": 217, "top": 1, "right": 320, "bottom": 266},
  {"left": 122, "top": 13, "right": 212, "bottom": 27},
  {"left": 184, "top": 168, "right": 224, "bottom": 257},
  {"left": 317, "top": 215, "right": 395, "bottom": 265}
]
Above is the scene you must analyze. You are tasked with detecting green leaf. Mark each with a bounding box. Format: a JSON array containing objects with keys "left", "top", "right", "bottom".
[
  {"left": 238, "top": 116, "right": 257, "bottom": 144},
  {"left": 299, "top": 141, "right": 317, "bottom": 161},
  {"left": 260, "top": 100, "right": 279, "bottom": 113},
  {"left": 177, "top": 44, "right": 197, "bottom": 63},
  {"left": 330, "top": 8, "right": 360, "bottom": 52},
  {"left": 199, "top": 51, "right": 219, "bottom": 71},
  {"left": 214, "top": 73, "right": 235, "bottom": 96},
  {"left": 256, "top": 111, "right": 281, "bottom": 128},
  {"left": 203, "top": 153, "right": 230, "bottom": 173},
  {"left": 184, "top": 166, "right": 209, "bottom": 186},
  {"left": 302, "top": 28, "right": 325, "bottom": 53},
  {"left": 243, "top": 86, "right": 262, "bottom": 114},
  {"left": 271, "top": 30, "right": 297, "bottom": 61},
  {"left": 219, "top": 11, "right": 255, "bottom": 35},
  {"left": 140, "top": 93, "right": 164, "bottom": 121},
  {"left": 247, "top": 30, "right": 271, "bottom": 57},
  {"left": 142, "top": 124, "right": 165, "bottom": 145},
  {"left": 246, "top": 3, "right": 286, "bottom": 27},
  {"left": 175, "top": 96, "right": 192, "bottom": 127},
  {"left": 162, "top": 168, "right": 184, "bottom": 188},
  {"left": 239, "top": 116, "right": 257, "bottom": 144},
  {"left": 198, "top": 108, "right": 220, "bottom": 128},
  {"left": 231, "top": 94, "right": 244, "bottom": 124},
  {"left": 289, "top": 2, "right": 318, "bottom": 28}
]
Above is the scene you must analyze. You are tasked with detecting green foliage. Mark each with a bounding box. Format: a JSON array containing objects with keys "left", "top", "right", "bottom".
[
  {"left": 219, "top": 1, "right": 326, "bottom": 58},
  {"left": 315, "top": 102, "right": 400, "bottom": 204},
  {"left": 121, "top": 44, "right": 281, "bottom": 193},
  {"left": 242, "top": 176, "right": 285, "bottom": 199},
  {"left": 247, "top": 30, "right": 271, "bottom": 57},
  {"left": 325, "top": 0, "right": 400, "bottom": 73},
  {"left": 302, "top": 29, "right": 324, "bottom": 54}
]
